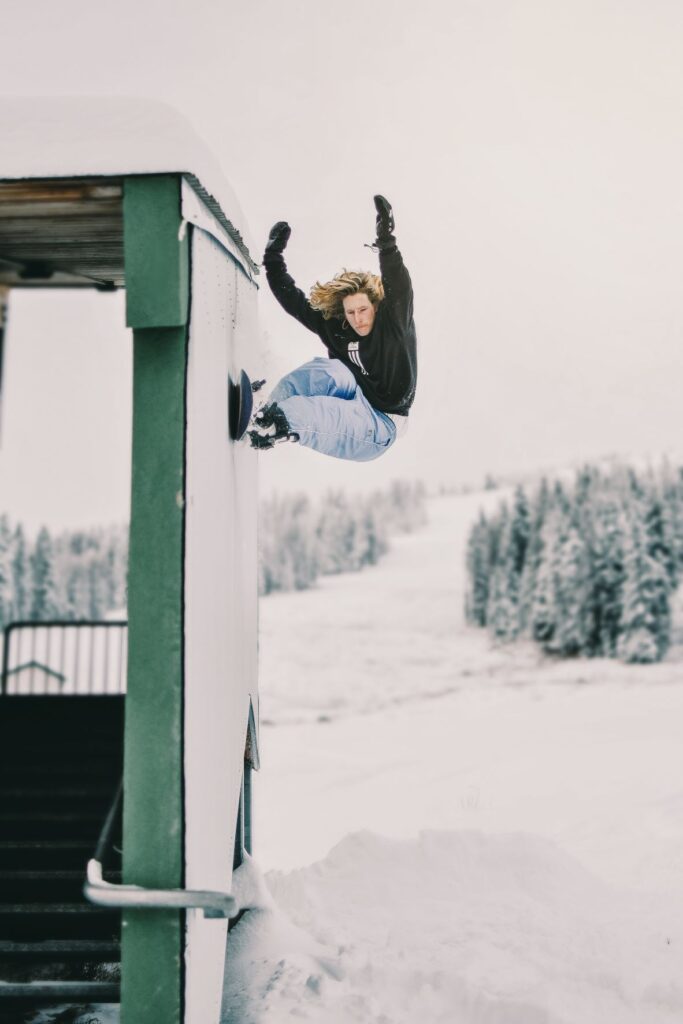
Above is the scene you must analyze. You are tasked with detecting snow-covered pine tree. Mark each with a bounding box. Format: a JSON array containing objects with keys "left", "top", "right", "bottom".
[
  {"left": 573, "top": 464, "right": 599, "bottom": 520},
  {"left": 675, "top": 468, "right": 683, "bottom": 576},
  {"left": 514, "top": 478, "right": 548, "bottom": 638},
  {"left": 65, "top": 563, "right": 90, "bottom": 620},
  {"left": 88, "top": 559, "right": 109, "bottom": 618},
  {"left": 258, "top": 497, "right": 279, "bottom": 595},
  {"left": 552, "top": 478, "right": 571, "bottom": 517},
  {"left": 550, "top": 513, "right": 590, "bottom": 656},
  {"left": 486, "top": 563, "right": 517, "bottom": 642},
  {"left": 486, "top": 515, "right": 520, "bottom": 642},
  {"left": 517, "top": 558, "right": 535, "bottom": 637},
  {"left": 626, "top": 466, "right": 645, "bottom": 501},
  {"left": 382, "top": 480, "right": 427, "bottom": 534},
  {"left": 288, "top": 495, "right": 318, "bottom": 590},
  {"left": 661, "top": 468, "right": 683, "bottom": 582},
  {"left": 275, "top": 502, "right": 296, "bottom": 592},
  {"left": 509, "top": 485, "right": 531, "bottom": 576},
  {"left": 570, "top": 469, "right": 601, "bottom": 656},
  {"left": 104, "top": 528, "right": 128, "bottom": 612},
  {"left": 355, "top": 499, "right": 388, "bottom": 568},
  {"left": 465, "top": 512, "right": 489, "bottom": 627},
  {"left": 11, "top": 525, "right": 28, "bottom": 620},
  {"left": 347, "top": 503, "right": 371, "bottom": 571},
  {"left": 528, "top": 502, "right": 589, "bottom": 656},
  {"left": 0, "top": 515, "right": 13, "bottom": 629},
  {"left": 29, "top": 527, "right": 58, "bottom": 620},
  {"left": 530, "top": 527, "right": 555, "bottom": 646},
  {"left": 486, "top": 500, "right": 508, "bottom": 574},
  {"left": 644, "top": 496, "right": 677, "bottom": 589},
  {"left": 260, "top": 493, "right": 319, "bottom": 593},
  {"left": 528, "top": 477, "right": 550, "bottom": 571},
  {"left": 508, "top": 485, "right": 532, "bottom": 633},
  {"left": 586, "top": 499, "right": 626, "bottom": 657},
  {"left": 552, "top": 524, "right": 589, "bottom": 651},
  {"left": 617, "top": 507, "right": 671, "bottom": 663},
  {"left": 316, "top": 491, "right": 357, "bottom": 576}
]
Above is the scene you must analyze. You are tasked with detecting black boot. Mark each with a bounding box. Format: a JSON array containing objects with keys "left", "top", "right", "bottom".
[{"left": 248, "top": 402, "right": 300, "bottom": 450}]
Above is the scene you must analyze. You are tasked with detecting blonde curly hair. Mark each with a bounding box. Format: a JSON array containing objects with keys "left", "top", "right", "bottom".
[{"left": 309, "top": 269, "right": 384, "bottom": 321}]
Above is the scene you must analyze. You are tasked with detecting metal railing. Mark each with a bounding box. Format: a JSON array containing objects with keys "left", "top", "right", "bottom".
[
  {"left": 84, "top": 780, "right": 239, "bottom": 920},
  {"left": 1, "top": 620, "right": 128, "bottom": 695}
]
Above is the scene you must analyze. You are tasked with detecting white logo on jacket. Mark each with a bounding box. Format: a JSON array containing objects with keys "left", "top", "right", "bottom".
[{"left": 347, "top": 341, "right": 368, "bottom": 376}]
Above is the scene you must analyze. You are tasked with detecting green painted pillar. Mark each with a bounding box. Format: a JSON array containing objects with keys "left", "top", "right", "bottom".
[{"left": 121, "top": 175, "right": 189, "bottom": 1024}]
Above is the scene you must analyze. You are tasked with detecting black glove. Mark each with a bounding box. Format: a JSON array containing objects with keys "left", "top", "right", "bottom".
[
  {"left": 264, "top": 221, "right": 291, "bottom": 259},
  {"left": 373, "top": 195, "right": 396, "bottom": 249}
]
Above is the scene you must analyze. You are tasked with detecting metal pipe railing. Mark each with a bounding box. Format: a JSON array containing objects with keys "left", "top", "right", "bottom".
[
  {"left": 84, "top": 861, "right": 238, "bottom": 919},
  {"left": 84, "top": 778, "right": 239, "bottom": 920}
]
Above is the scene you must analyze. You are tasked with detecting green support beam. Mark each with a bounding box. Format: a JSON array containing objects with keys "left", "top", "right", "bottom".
[
  {"left": 123, "top": 175, "right": 189, "bottom": 329},
  {"left": 121, "top": 175, "right": 189, "bottom": 1024}
]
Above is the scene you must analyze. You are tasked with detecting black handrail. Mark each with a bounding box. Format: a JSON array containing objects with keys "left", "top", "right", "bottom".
[
  {"left": 1, "top": 620, "right": 128, "bottom": 695},
  {"left": 92, "top": 778, "right": 124, "bottom": 869}
]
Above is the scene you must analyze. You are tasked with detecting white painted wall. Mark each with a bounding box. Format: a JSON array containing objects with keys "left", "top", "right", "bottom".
[{"left": 183, "top": 226, "right": 258, "bottom": 1023}]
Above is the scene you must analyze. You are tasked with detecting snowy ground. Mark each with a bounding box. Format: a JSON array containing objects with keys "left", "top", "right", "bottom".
[{"left": 222, "top": 491, "right": 683, "bottom": 1023}]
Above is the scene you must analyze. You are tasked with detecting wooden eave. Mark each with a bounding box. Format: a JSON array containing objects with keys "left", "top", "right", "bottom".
[{"left": 0, "top": 177, "right": 124, "bottom": 288}]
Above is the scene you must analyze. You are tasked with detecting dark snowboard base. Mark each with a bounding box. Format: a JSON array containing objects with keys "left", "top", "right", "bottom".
[{"left": 229, "top": 370, "right": 265, "bottom": 440}]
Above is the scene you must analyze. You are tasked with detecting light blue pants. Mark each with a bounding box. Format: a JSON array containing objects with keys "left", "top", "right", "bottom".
[{"left": 268, "top": 357, "right": 397, "bottom": 462}]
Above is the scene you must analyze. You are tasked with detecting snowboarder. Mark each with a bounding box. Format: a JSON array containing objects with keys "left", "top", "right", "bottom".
[{"left": 249, "top": 195, "right": 417, "bottom": 461}]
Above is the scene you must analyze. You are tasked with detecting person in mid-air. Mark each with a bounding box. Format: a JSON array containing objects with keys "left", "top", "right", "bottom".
[{"left": 249, "top": 195, "right": 417, "bottom": 462}]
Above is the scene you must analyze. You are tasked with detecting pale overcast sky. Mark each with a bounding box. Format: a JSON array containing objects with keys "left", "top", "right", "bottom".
[{"left": 2, "top": 0, "right": 683, "bottom": 531}]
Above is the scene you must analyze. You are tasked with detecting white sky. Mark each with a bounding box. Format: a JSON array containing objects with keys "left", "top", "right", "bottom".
[{"left": 2, "top": 0, "right": 683, "bottom": 531}]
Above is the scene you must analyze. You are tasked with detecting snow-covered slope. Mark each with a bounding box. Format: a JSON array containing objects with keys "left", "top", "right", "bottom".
[
  {"left": 259, "top": 491, "right": 683, "bottom": 726},
  {"left": 225, "top": 491, "right": 683, "bottom": 1023}
]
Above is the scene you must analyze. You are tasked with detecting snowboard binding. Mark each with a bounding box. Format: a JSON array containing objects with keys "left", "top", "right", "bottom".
[{"left": 248, "top": 401, "right": 300, "bottom": 450}]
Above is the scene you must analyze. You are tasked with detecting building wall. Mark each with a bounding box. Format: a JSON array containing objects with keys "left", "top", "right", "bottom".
[{"left": 183, "top": 225, "right": 259, "bottom": 1022}]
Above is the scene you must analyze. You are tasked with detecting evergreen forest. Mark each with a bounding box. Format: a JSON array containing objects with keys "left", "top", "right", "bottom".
[
  {"left": 0, "top": 480, "right": 427, "bottom": 628},
  {"left": 259, "top": 480, "right": 426, "bottom": 595},
  {"left": 465, "top": 462, "right": 683, "bottom": 663},
  {"left": 0, "top": 519, "right": 128, "bottom": 629}
]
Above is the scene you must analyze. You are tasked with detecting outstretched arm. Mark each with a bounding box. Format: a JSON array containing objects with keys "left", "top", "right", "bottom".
[
  {"left": 374, "top": 196, "right": 414, "bottom": 330},
  {"left": 263, "top": 222, "right": 326, "bottom": 336}
]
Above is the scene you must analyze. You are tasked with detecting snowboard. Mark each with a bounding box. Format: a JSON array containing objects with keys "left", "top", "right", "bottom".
[{"left": 229, "top": 370, "right": 266, "bottom": 441}]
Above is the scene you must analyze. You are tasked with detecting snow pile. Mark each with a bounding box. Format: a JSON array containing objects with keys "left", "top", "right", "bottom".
[
  {"left": 223, "top": 832, "right": 683, "bottom": 1024},
  {"left": 28, "top": 1006, "right": 119, "bottom": 1024}
]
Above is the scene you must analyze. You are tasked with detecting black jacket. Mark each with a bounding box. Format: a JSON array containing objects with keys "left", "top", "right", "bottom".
[{"left": 263, "top": 242, "right": 417, "bottom": 416}]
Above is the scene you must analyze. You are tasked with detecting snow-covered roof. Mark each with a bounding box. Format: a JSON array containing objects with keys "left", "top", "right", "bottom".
[{"left": 0, "top": 97, "right": 257, "bottom": 269}]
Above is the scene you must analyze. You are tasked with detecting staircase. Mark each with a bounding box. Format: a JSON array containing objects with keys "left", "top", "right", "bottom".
[{"left": 0, "top": 696, "right": 124, "bottom": 1023}]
